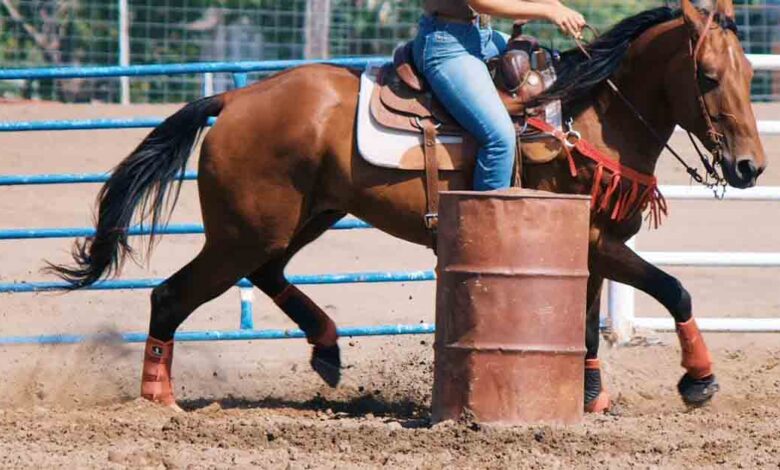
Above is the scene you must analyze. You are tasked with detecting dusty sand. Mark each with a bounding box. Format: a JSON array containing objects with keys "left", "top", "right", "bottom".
[{"left": 0, "top": 101, "right": 779, "bottom": 468}]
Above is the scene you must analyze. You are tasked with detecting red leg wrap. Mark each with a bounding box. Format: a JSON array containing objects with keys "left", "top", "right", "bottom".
[
  {"left": 676, "top": 318, "right": 713, "bottom": 379},
  {"left": 141, "top": 337, "right": 176, "bottom": 406},
  {"left": 585, "top": 358, "right": 600, "bottom": 368},
  {"left": 584, "top": 358, "right": 611, "bottom": 413}
]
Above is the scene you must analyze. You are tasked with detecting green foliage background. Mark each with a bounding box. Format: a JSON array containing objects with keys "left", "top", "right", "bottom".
[{"left": 0, "top": 0, "right": 776, "bottom": 102}]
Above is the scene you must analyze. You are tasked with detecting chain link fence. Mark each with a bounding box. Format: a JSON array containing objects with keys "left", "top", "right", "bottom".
[{"left": 0, "top": 0, "right": 778, "bottom": 103}]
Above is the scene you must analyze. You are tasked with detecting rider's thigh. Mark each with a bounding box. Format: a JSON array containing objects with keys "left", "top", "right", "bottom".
[{"left": 425, "top": 53, "right": 514, "bottom": 148}]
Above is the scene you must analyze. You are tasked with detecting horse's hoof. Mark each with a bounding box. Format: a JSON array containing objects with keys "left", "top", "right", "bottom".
[
  {"left": 585, "top": 390, "right": 611, "bottom": 413},
  {"left": 584, "top": 360, "right": 610, "bottom": 413},
  {"left": 141, "top": 394, "right": 184, "bottom": 412},
  {"left": 678, "top": 373, "right": 720, "bottom": 406},
  {"left": 167, "top": 402, "right": 185, "bottom": 413},
  {"left": 310, "top": 344, "right": 341, "bottom": 388}
]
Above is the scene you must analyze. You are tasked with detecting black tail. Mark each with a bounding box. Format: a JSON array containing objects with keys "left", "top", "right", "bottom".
[{"left": 46, "top": 95, "right": 224, "bottom": 289}]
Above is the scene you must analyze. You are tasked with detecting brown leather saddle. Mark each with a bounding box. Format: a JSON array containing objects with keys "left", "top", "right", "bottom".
[{"left": 368, "top": 24, "right": 564, "bottom": 232}]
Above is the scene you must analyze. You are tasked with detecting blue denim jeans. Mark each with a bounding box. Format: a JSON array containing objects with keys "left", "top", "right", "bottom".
[{"left": 413, "top": 15, "right": 515, "bottom": 191}]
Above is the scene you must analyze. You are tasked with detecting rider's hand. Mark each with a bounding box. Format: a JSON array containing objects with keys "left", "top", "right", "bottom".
[{"left": 546, "top": 4, "right": 586, "bottom": 38}]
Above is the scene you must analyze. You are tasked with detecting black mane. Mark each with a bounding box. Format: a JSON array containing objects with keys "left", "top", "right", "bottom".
[{"left": 536, "top": 7, "right": 682, "bottom": 115}]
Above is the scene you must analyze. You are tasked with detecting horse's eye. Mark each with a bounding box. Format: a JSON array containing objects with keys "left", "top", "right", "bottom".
[{"left": 697, "top": 70, "right": 719, "bottom": 92}]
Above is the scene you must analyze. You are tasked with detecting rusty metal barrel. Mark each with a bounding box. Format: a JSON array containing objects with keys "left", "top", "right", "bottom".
[{"left": 432, "top": 189, "right": 590, "bottom": 425}]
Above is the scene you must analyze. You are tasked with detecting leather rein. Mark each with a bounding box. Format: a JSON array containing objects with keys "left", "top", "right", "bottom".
[{"left": 572, "top": 14, "right": 731, "bottom": 197}]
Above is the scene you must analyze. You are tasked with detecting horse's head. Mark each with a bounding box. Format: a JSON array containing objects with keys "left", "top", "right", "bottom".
[{"left": 668, "top": 0, "right": 767, "bottom": 188}]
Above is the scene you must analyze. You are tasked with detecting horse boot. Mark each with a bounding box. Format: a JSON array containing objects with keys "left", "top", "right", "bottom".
[
  {"left": 584, "top": 358, "right": 611, "bottom": 413},
  {"left": 676, "top": 318, "right": 719, "bottom": 406},
  {"left": 141, "top": 337, "right": 182, "bottom": 412},
  {"left": 273, "top": 285, "right": 341, "bottom": 387}
]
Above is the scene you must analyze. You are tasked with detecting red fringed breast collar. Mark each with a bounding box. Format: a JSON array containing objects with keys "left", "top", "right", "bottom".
[{"left": 526, "top": 118, "right": 667, "bottom": 228}]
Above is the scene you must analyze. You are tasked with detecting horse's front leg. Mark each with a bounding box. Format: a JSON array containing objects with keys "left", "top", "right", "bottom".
[
  {"left": 584, "top": 273, "right": 610, "bottom": 412},
  {"left": 592, "top": 234, "right": 720, "bottom": 406}
]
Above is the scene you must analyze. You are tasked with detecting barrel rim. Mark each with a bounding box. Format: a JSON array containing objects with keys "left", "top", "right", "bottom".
[{"left": 440, "top": 189, "right": 591, "bottom": 201}]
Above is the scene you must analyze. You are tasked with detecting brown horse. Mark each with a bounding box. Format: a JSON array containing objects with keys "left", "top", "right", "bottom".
[{"left": 50, "top": 0, "right": 766, "bottom": 412}]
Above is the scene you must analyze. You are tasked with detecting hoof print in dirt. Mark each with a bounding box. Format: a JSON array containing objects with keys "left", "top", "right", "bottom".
[
  {"left": 311, "top": 345, "right": 342, "bottom": 388},
  {"left": 678, "top": 373, "right": 720, "bottom": 407}
]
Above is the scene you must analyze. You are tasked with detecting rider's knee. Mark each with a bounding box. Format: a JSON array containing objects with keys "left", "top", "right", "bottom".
[{"left": 484, "top": 119, "right": 517, "bottom": 157}]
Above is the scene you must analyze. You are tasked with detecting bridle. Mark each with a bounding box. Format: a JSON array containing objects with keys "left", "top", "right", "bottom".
[
  {"left": 573, "top": 11, "right": 736, "bottom": 197},
  {"left": 687, "top": 9, "right": 739, "bottom": 192}
]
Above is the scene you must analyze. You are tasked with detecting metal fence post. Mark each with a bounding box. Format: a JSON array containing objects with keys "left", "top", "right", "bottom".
[
  {"left": 305, "top": 0, "right": 331, "bottom": 59},
  {"left": 118, "top": 0, "right": 130, "bottom": 104},
  {"left": 608, "top": 237, "right": 636, "bottom": 344},
  {"left": 239, "top": 288, "right": 255, "bottom": 330},
  {"left": 232, "top": 73, "right": 248, "bottom": 88},
  {"left": 202, "top": 72, "right": 215, "bottom": 97}
]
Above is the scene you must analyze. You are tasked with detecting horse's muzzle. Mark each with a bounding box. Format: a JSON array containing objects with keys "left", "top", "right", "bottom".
[{"left": 723, "top": 155, "right": 760, "bottom": 189}]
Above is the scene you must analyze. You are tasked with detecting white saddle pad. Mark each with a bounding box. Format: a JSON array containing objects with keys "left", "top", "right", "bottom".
[{"left": 356, "top": 68, "right": 464, "bottom": 169}]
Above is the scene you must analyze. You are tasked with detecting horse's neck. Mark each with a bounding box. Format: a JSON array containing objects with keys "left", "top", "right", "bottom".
[{"left": 571, "top": 20, "right": 687, "bottom": 176}]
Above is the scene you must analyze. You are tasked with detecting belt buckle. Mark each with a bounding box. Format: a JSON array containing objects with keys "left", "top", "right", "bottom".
[{"left": 424, "top": 213, "right": 439, "bottom": 230}]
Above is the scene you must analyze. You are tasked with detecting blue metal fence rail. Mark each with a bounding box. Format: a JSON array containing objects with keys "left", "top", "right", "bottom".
[
  {"left": 0, "top": 57, "right": 438, "bottom": 346},
  {"left": 0, "top": 324, "right": 436, "bottom": 346},
  {"left": 0, "top": 58, "right": 386, "bottom": 132},
  {"left": 0, "top": 219, "right": 372, "bottom": 240},
  {"left": 0, "top": 271, "right": 437, "bottom": 294},
  {"left": 0, "top": 118, "right": 212, "bottom": 132},
  {"left": 0, "top": 58, "right": 387, "bottom": 80},
  {"left": 0, "top": 172, "right": 165, "bottom": 186}
]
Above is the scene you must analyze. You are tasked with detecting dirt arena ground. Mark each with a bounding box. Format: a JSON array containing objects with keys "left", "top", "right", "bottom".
[{"left": 0, "top": 100, "right": 779, "bottom": 469}]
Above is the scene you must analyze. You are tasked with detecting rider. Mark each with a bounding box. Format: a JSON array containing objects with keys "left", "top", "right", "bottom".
[{"left": 414, "top": 0, "right": 586, "bottom": 190}]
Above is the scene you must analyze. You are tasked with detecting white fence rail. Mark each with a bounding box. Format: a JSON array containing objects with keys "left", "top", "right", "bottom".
[
  {"left": 674, "top": 121, "right": 779, "bottom": 135},
  {"left": 607, "top": 185, "right": 780, "bottom": 343},
  {"left": 748, "top": 54, "right": 780, "bottom": 72},
  {"left": 660, "top": 186, "right": 780, "bottom": 200},
  {"left": 741, "top": 55, "right": 777, "bottom": 134},
  {"left": 756, "top": 121, "right": 780, "bottom": 135}
]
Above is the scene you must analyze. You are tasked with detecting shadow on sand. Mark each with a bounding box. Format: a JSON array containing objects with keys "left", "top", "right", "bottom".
[{"left": 179, "top": 393, "right": 431, "bottom": 427}]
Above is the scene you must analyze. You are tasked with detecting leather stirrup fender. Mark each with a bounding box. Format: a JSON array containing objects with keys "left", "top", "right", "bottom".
[{"left": 393, "top": 42, "right": 425, "bottom": 92}]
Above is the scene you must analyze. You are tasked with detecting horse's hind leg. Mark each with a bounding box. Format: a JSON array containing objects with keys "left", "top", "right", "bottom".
[
  {"left": 143, "top": 241, "right": 283, "bottom": 409},
  {"left": 248, "top": 210, "right": 347, "bottom": 387}
]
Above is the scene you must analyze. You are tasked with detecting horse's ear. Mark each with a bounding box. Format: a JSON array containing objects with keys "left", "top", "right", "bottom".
[
  {"left": 715, "top": 0, "right": 735, "bottom": 19},
  {"left": 681, "top": 0, "right": 706, "bottom": 35}
]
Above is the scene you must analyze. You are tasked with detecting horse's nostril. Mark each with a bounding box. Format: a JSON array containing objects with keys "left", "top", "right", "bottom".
[{"left": 736, "top": 159, "right": 757, "bottom": 180}]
